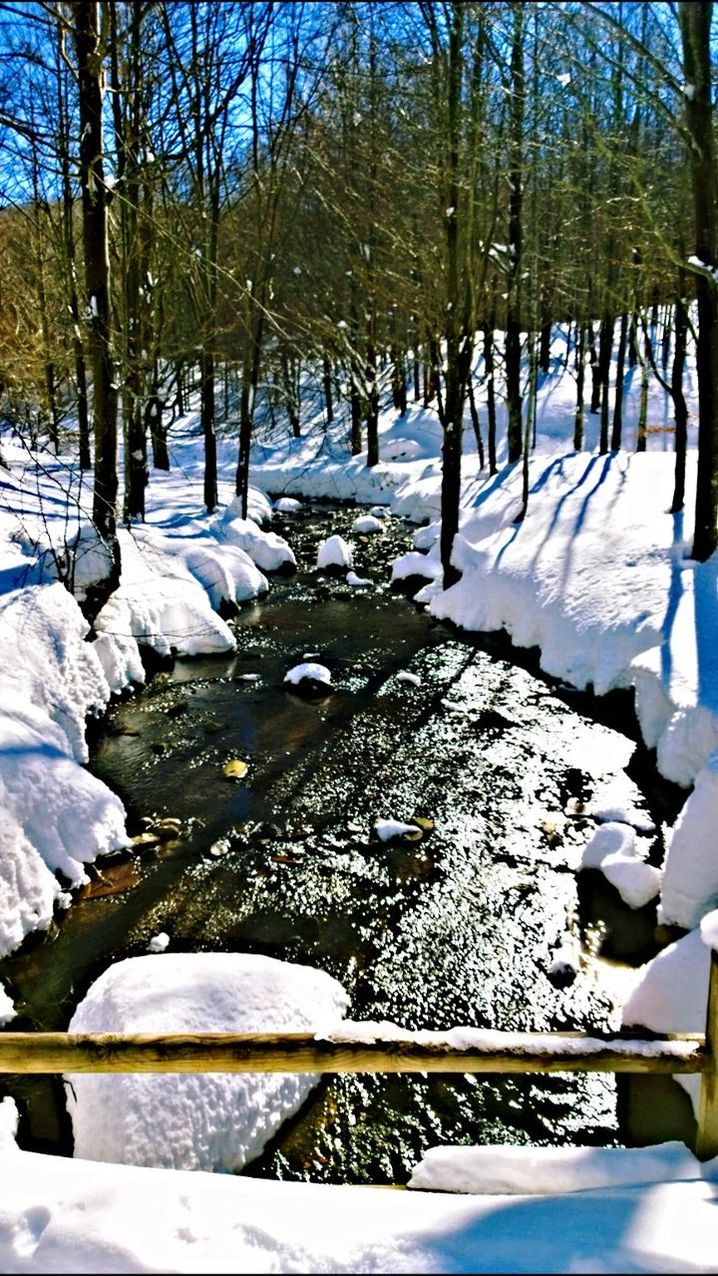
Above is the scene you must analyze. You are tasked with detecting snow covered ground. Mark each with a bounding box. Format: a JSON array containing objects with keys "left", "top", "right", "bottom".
[{"left": 1, "top": 321, "right": 718, "bottom": 1271}]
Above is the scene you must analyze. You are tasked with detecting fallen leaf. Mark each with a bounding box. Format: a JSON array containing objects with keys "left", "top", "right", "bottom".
[{"left": 223, "top": 759, "right": 249, "bottom": 781}]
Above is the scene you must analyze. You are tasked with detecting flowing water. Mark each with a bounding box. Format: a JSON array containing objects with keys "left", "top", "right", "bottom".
[{"left": 0, "top": 503, "right": 693, "bottom": 1181}]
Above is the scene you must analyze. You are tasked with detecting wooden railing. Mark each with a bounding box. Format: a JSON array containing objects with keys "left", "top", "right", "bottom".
[{"left": 2, "top": 950, "right": 716, "bottom": 1160}]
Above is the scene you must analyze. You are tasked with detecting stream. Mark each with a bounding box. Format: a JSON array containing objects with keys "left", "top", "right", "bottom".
[{"left": 0, "top": 502, "right": 695, "bottom": 1182}]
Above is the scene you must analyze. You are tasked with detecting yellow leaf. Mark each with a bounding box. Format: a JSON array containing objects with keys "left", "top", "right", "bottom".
[{"left": 223, "top": 759, "right": 249, "bottom": 781}]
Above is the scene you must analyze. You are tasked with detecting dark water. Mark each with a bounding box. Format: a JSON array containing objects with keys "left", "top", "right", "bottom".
[{"left": 0, "top": 503, "right": 693, "bottom": 1179}]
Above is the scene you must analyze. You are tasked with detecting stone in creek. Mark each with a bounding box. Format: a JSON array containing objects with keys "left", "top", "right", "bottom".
[
  {"left": 155, "top": 818, "right": 182, "bottom": 839},
  {"left": 131, "top": 832, "right": 162, "bottom": 850},
  {"left": 283, "top": 662, "right": 334, "bottom": 700}
]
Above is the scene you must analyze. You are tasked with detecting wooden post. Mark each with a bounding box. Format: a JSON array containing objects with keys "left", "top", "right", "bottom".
[{"left": 696, "top": 947, "right": 718, "bottom": 1160}]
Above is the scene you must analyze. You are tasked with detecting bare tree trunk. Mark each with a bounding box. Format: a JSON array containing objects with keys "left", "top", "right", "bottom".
[
  {"left": 597, "top": 313, "right": 613, "bottom": 454},
  {"left": 611, "top": 311, "right": 628, "bottom": 451},
  {"left": 671, "top": 295, "right": 688, "bottom": 513},
  {"left": 200, "top": 349, "right": 217, "bottom": 511},
  {"left": 74, "top": 0, "right": 120, "bottom": 615},
  {"left": 484, "top": 320, "right": 497, "bottom": 475},
  {"left": 680, "top": 1, "right": 718, "bottom": 559},
  {"left": 467, "top": 377, "right": 484, "bottom": 469},
  {"left": 322, "top": 355, "right": 333, "bottom": 424},
  {"left": 505, "top": 3, "right": 524, "bottom": 465},
  {"left": 574, "top": 322, "right": 586, "bottom": 451},
  {"left": 365, "top": 338, "right": 379, "bottom": 467}
]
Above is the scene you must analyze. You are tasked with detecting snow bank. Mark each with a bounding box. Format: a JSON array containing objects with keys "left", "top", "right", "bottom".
[
  {"left": 66, "top": 953, "right": 349, "bottom": 1172},
  {"left": 216, "top": 499, "right": 296, "bottom": 572},
  {"left": 0, "top": 584, "right": 128, "bottom": 953},
  {"left": 93, "top": 528, "right": 237, "bottom": 693},
  {"left": 2, "top": 1141, "right": 718, "bottom": 1273},
  {"left": 407, "top": 1141, "right": 711, "bottom": 1195},
  {"left": 622, "top": 928, "right": 709, "bottom": 1116},
  {"left": 660, "top": 753, "right": 718, "bottom": 929}
]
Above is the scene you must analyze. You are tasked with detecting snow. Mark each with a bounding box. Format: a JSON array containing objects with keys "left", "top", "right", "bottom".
[
  {"left": 215, "top": 502, "right": 296, "bottom": 572},
  {"left": 274, "top": 496, "right": 303, "bottom": 513},
  {"left": 1, "top": 1143, "right": 717, "bottom": 1274},
  {"left": 316, "top": 533, "right": 352, "bottom": 569},
  {"left": 374, "top": 819, "right": 421, "bottom": 842},
  {"left": 601, "top": 853, "right": 662, "bottom": 909},
  {"left": 660, "top": 754, "right": 718, "bottom": 928},
  {"left": 283, "top": 661, "right": 332, "bottom": 687},
  {"left": 396, "top": 670, "right": 422, "bottom": 687},
  {"left": 66, "top": 953, "right": 349, "bottom": 1172},
  {"left": 580, "top": 821, "right": 637, "bottom": 869},
  {"left": 700, "top": 908, "right": 718, "bottom": 951},
  {"left": 146, "top": 932, "right": 169, "bottom": 953},
  {"left": 0, "top": 315, "right": 717, "bottom": 1269},
  {"left": 622, "top": 928, "right": 709, "bottom": 1116},
  {"left": 346, "top": 570, "right": 371, "bottom": 587},
  {"left": 351, "top": 513, "right": 384, "bottom": 534},
  {"left": 408, "top": 1141, "right": 714, "bottom": 1195},
  {"left": 0, "top": 981, "right": 14, "bottom": 1025}
]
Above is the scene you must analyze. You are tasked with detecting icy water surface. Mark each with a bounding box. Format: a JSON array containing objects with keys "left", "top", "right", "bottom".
[{"left": 0, "top": 503, "right": 691, "bottom": 1180}]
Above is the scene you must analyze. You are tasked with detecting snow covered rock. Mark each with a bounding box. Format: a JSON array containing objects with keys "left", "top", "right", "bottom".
[
  {"left": 316, "top": 535, "right": 352, "bottom": 571},
  {"left": 216, "top": 511, "right": 296, "bottom": 573},
  {"left": 283, "top": 662, "right": 333, "bottom": 696},
  {"left": 374, "top": 819, "right": 421, "bottom": 843},
  {"left": 369, "top": 506, "right": 389, "bottom": 519},
  {"left": 66, "top": 953, "right": 349, "bottom": 1172},
  {"left": 601, "top": 853, "right": 662, "bottom": 909},
  {"left": 396, "top": 670, "right": 422, "bottom": 687},
  {"left": 391, "top": 548, "right": 441, "bottom": 584},
  {"left": 580, "top": 822, "right": 637, "bottom": 869},
  {"left": 351, "top": 514, "right": 383, "bottom": 534},
  {"left": 147, "top": 932, "right": 169, "bottom": 953},
  {"left": 274, "top": 497, "right": 303, "bottom": 514},
  {"left": 346, "top": 571, "right": 371, "bottom": 587},
  {"left": 548, "top": 934, "right": 581, "bottom": 986}
]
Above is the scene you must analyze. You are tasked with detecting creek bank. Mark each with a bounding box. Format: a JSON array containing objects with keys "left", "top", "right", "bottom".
[{"left": 0, "top": 501, "right": 687, "bottom": 1178}]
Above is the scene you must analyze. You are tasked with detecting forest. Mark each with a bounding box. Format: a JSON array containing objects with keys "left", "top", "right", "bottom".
[{"left": 0, "top": 0, "right": 715, "bottom": 613}]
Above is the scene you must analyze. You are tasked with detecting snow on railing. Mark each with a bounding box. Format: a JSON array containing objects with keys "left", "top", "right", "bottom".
[{"left": 2, "top": 951, "right": 717, "bottom": 1159}]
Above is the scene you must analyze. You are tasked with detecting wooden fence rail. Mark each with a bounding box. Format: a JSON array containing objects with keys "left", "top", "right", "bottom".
[{"left": 2, "top": 951, "right": 716, "bottom": 1158}]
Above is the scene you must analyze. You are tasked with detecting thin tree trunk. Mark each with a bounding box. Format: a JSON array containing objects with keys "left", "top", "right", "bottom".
[
  {"left": 467, "top": 377, "right": 485, "bottom": 469},
  {"left": 365, "top": 339, "right": 379, "bottom": 467},
  {"left": 74, "top": 0, "right": 120, "bottom": 615},
  {"left": 484, "top": 321, "right": 497, "bottom": 475},
  {"left": 611, "top": 311, "right": 628, "bottom": 451},
  {"left": 598, "top": 313, "right": 613, "bottom": 454},
  {"left": 636, "top": 331, "right": 649, "bottom": 453},
  {"left": 574, "top": 322, "right": 586, "bottom": 451},
  {"left": 671, "top": 294, "right": 689, "bottom": 513},
  {"left": 322, "top": 355, "right": 333, "bottom": 424},
  {"left": 505, "top": 3, "right": 524, "bottom": 465},
  {"left": 201, "top": 349, "right": 217, "bottom": 511}
]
